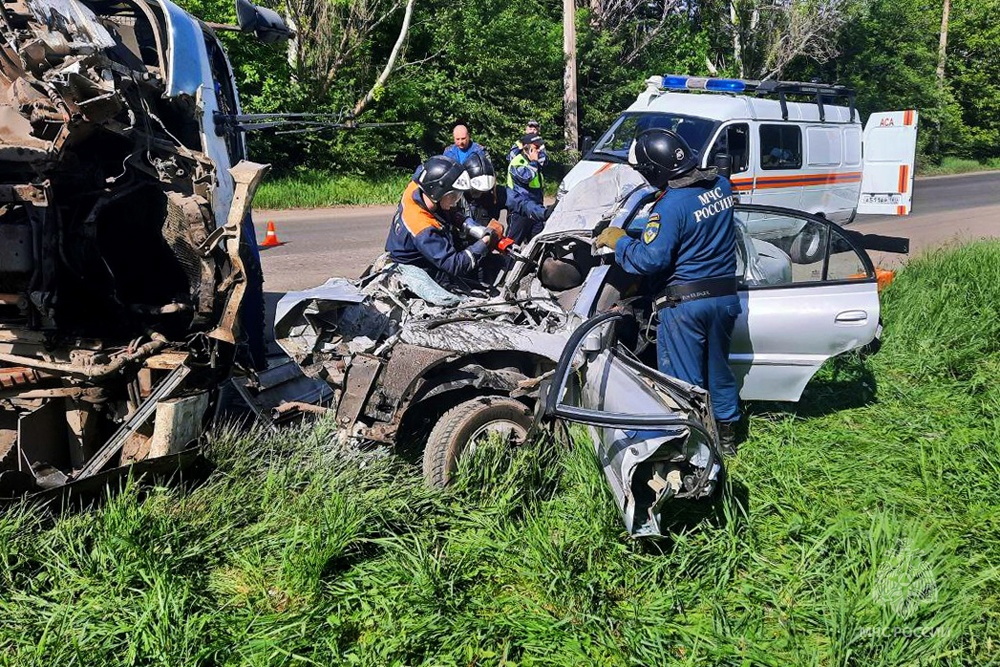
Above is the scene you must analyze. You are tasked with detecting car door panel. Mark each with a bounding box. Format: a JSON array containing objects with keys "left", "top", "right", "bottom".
[
  {"left": 732, "top": 206, "right": 881, "bottom": 401},
  {"left": 543, "top": 313, "right": 721, "bottom": 538},
  {"left": 731, "top": 282, "right": 879, "bottom": 401}
]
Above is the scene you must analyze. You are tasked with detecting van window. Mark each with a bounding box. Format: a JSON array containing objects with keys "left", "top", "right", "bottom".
[
  {"left": 806, "top": 127, "right": 842, "bottom": 167},
  {"left": 708, "top": 123, "right": 750, "bottom": 174},
  {"left": 760, "top": 125, "right": 802, "bottom": 170},
  {"left": 843, "top": 126, "right": 862, "bottom": 166},
  {"left": 590, "top": 113, "right": 717, "bottom": 163}
]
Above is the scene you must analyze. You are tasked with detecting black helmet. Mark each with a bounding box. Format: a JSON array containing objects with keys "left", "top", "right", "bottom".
[
  {"left": 628, "top": 128, "right": 698, "bottom": 188},
  {"left": 414, "top": 155, "right": 471, "bottom": 203},
  {"left": 463, "top": 153, "right": 496, "bottom": 193}
]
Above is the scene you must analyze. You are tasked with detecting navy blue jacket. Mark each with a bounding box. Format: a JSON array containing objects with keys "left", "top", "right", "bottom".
[
  {"left": 385, "top": 182, "right": 488, "bottom": 277},
  {"left": 465, "top": 186, "right": 546, "bottom": 227},
  {"left": 615, "top": 176, "right": 737, "bottom": 291}
]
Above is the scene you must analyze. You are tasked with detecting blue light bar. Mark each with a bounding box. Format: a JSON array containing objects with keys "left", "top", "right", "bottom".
[
  {"left": 662, "top": 75, "right": 688, "bottom": 90},
  {"left": 705, "top": 78, "right": 746, "bottom": 93}
]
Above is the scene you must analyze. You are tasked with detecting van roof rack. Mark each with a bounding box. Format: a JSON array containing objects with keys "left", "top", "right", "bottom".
[{"left": 648, "top": 74, "right": 857, "bottom": 122}]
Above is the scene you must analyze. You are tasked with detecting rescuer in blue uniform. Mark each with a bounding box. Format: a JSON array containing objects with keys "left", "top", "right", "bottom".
[
  {"left": 385, "top": 155, "right": 494, "bottom": 284},
  {"left": 594, "top": 128, "right": 741, "bottom": 455},
  {"left": 463, "top": 153, "right": 552, "bottom": 229}
]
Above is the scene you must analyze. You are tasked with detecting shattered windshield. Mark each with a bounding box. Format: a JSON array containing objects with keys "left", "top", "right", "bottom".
[{"left": 589, "top": 112, "right": 718, "bottom": 162}]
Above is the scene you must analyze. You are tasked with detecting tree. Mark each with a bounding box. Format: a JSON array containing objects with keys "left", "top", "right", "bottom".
[{"left": 707, "top": 0, "right": 865, "bottom": 80}]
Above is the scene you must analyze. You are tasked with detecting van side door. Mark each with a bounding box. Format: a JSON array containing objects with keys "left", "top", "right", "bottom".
[
  {"left": 800, "top": 125, "right": 861, "bottom": 224},
  {"left": 751, "top": 123, "right": 805, "bottom": 210}
]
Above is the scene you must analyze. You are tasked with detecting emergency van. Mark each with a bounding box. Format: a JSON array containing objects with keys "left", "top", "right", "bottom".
[{"left": 560, "top": 75, "right": 919, "bottom": 238}]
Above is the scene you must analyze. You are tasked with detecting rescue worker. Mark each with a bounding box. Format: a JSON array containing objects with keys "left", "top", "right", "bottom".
[
  {"left": 462, "top": 152, "right": 551, "bottom": 229},
  {"left": 593, "top": 128, "right": 742, "bottom": 455},
  {"left": 385, "top": 155, "right": 494, "bottom": 284},
  {"left": 506, "top": 134, "right": 546, "bottom": 244}
]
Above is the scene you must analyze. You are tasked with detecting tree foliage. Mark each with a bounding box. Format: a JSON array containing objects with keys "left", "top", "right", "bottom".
[{"left": 177, "top": 0, "right": 999, "bottom": 176}]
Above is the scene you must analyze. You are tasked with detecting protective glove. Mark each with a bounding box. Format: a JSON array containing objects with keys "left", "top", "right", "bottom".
[
  {"left": 487, "top": 219, "right": 505, "bottom": 236},
  {"left": 543, "top": 203, "right": 557, "bottom": 221},
  {"left": 593, "top": 226, "right": 626, "bottom": 250}
]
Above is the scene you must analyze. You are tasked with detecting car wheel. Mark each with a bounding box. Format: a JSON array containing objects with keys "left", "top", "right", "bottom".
[
  {"left": 788, "top": 224, "right": 825, "bottom": 264},
  {"left": 422, "top": 396, "right": 532, "bottom": 487}
]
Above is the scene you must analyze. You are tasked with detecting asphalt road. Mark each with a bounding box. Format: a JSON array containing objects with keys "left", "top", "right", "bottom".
[{"left": 254, "top": 171, "right": 1000, "bottom": 293}]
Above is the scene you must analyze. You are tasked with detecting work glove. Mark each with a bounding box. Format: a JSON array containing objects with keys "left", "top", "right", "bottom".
[
  {"left": 543, "top": 203, "right": 557, "bottom": 221},
  {"left": 593, "top": 226, "right": 626, "bottom": 250},
  {"left": 487, "top": 219, "right": 505, "bottom": 236}
]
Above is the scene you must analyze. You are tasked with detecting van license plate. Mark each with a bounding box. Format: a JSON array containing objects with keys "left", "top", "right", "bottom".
[{"left": 860, "top": 193, "right": 901, "bottom": 205}]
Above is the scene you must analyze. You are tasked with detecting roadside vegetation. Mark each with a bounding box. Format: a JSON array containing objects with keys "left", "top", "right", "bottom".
[
  {"left": 918, "top": 156, "right": 1000, "bottom": 177},
  {"left": 2, "top": 241, "right": 1000, "bottom": 665},
  {"left": 255, "top": 169, "right": 411, "bottom": 209}
]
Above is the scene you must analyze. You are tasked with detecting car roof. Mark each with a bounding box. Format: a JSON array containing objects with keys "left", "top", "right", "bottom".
[{"left": 627, "top": 91, "right": 857, "bottom": 124}]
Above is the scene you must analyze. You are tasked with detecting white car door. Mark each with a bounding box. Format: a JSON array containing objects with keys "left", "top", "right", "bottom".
[
  {"left": 541, "top": 313, "right": 723, "bottom": 539},
  {"left": 732, "top": 205, "right": 882, "bottom": 401},
  {"left": 856, "top": 110, "right": 919, "bottom": 215}
]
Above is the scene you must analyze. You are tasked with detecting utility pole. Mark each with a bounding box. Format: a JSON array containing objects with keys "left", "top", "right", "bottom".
[
  {"left": 934, "top": 0, "right": 950, "bottom": 159},
  {"left": 563, "top": 0, "right": 579, "bottom": 157}
]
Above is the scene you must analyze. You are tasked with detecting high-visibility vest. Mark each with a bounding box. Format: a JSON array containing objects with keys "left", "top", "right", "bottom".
[{"left": 506, "top": 153, "right": 543, "bottom": 192}]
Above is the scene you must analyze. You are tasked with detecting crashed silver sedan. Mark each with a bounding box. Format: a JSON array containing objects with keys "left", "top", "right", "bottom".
[{"left": 278, "top": 165, "right": 903, "bottom": 537}]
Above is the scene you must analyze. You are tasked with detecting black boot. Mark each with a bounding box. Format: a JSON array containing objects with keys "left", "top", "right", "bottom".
[{"left": 718, "top": 421, "right": 738, "bottom": 457}]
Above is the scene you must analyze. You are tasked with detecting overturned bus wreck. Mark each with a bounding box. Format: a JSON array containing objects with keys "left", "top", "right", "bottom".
[{"left": 0, "top": 0, "right": 279, "bottom": 496}]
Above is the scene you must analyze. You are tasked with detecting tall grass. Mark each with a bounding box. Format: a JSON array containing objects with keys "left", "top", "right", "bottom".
[
  {"left": 918, "top": 156, "right": 1000, "bottom": 177},
  {"left": 3, "top": 242, "right": 1000, "bottom": 665},
  {"left": 255, "top": 169, "right": 411, "bottom": 208}
]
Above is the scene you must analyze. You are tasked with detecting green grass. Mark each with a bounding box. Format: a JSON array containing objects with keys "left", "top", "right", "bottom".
[
  {"left": 255, "top": 169, "right": 412, "bottom": 208},
  {"left": 255, "top": 169, "right": 560, "bottom": 208},
  {"left": 918, "top": 156, "right": 1000, "bottom": 177},
  {"left": 3, "top": 242, "right": 1000, "bottom": 665}
]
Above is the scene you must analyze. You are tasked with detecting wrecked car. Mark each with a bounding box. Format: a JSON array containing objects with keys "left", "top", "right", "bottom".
[
  {"left": 0, "top": 0, "right": 290, "bottom": 496},
  {"left": 277, "top": 165, "right": 907, "bottom": 537}
]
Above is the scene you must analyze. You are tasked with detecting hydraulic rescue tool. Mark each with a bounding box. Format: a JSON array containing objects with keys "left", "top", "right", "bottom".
[{"left": 462, "top": 220, "right": 534, "bottom": 265}]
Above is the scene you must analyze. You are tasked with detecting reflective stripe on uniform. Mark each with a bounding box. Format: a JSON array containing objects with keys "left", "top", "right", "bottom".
[{"left": 397, "top": 181, "right": 442, "bottom": 236}]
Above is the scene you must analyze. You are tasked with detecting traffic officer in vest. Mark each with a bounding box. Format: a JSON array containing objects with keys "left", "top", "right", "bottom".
[
  {"left": 385, "top": 155, "right": 495, "bottom": 284},
  {"left": 593, "top": 128, "right": 742, "bottom": 455},
  {"left": 507, "top": 119, "right": 548, "bottom": 167},
  {"left": 506, "top": 134, "right": 546, "bottom": 244}
]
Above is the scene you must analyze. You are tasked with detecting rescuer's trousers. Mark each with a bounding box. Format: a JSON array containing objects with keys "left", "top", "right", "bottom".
[{"left": 657, "top": 294, "right": 742, "bottom": 423}]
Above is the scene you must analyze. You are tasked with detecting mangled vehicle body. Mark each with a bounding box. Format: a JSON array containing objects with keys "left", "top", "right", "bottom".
[
  {"left": 278, "top": 165, "right": 907, "bottom": 537},
  {"left": 0, "top": 0, "right": 285, "bottom": 496}
]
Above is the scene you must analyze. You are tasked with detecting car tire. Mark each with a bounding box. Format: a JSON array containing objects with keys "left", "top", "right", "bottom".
[
  {"left": 422, "top": 396, "right": 532, "bottom": 487},
  {"left": 788, "top": 224, "right": 825, "bottom": 264}
]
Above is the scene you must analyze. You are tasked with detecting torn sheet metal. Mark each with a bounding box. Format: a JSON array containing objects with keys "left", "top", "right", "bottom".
[{"left": 0, "top": 0, "right": 265, "bottom": 496}]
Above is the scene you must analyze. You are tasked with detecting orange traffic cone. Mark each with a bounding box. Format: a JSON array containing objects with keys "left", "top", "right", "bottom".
[{"left": 261, "top": 220, "right": 282, "bottom": 248}]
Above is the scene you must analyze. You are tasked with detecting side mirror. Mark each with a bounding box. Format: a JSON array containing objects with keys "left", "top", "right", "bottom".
[
  {"left": 236, "top": 0, "right": 294, "bottom": 43},
  {"left": 581, "top": 135, "right": 595, "bottom": 156},
  {"left": 714, "top": 153, "right": 732, "bottom": 178}
]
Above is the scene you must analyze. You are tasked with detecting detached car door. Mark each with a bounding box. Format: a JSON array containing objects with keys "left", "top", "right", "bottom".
[
  {"left": 541, "top": 313, "right": 724, "bottom": 539},
  {"left": 731, "top": 204, "right": 884, "bottom": 401}
]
